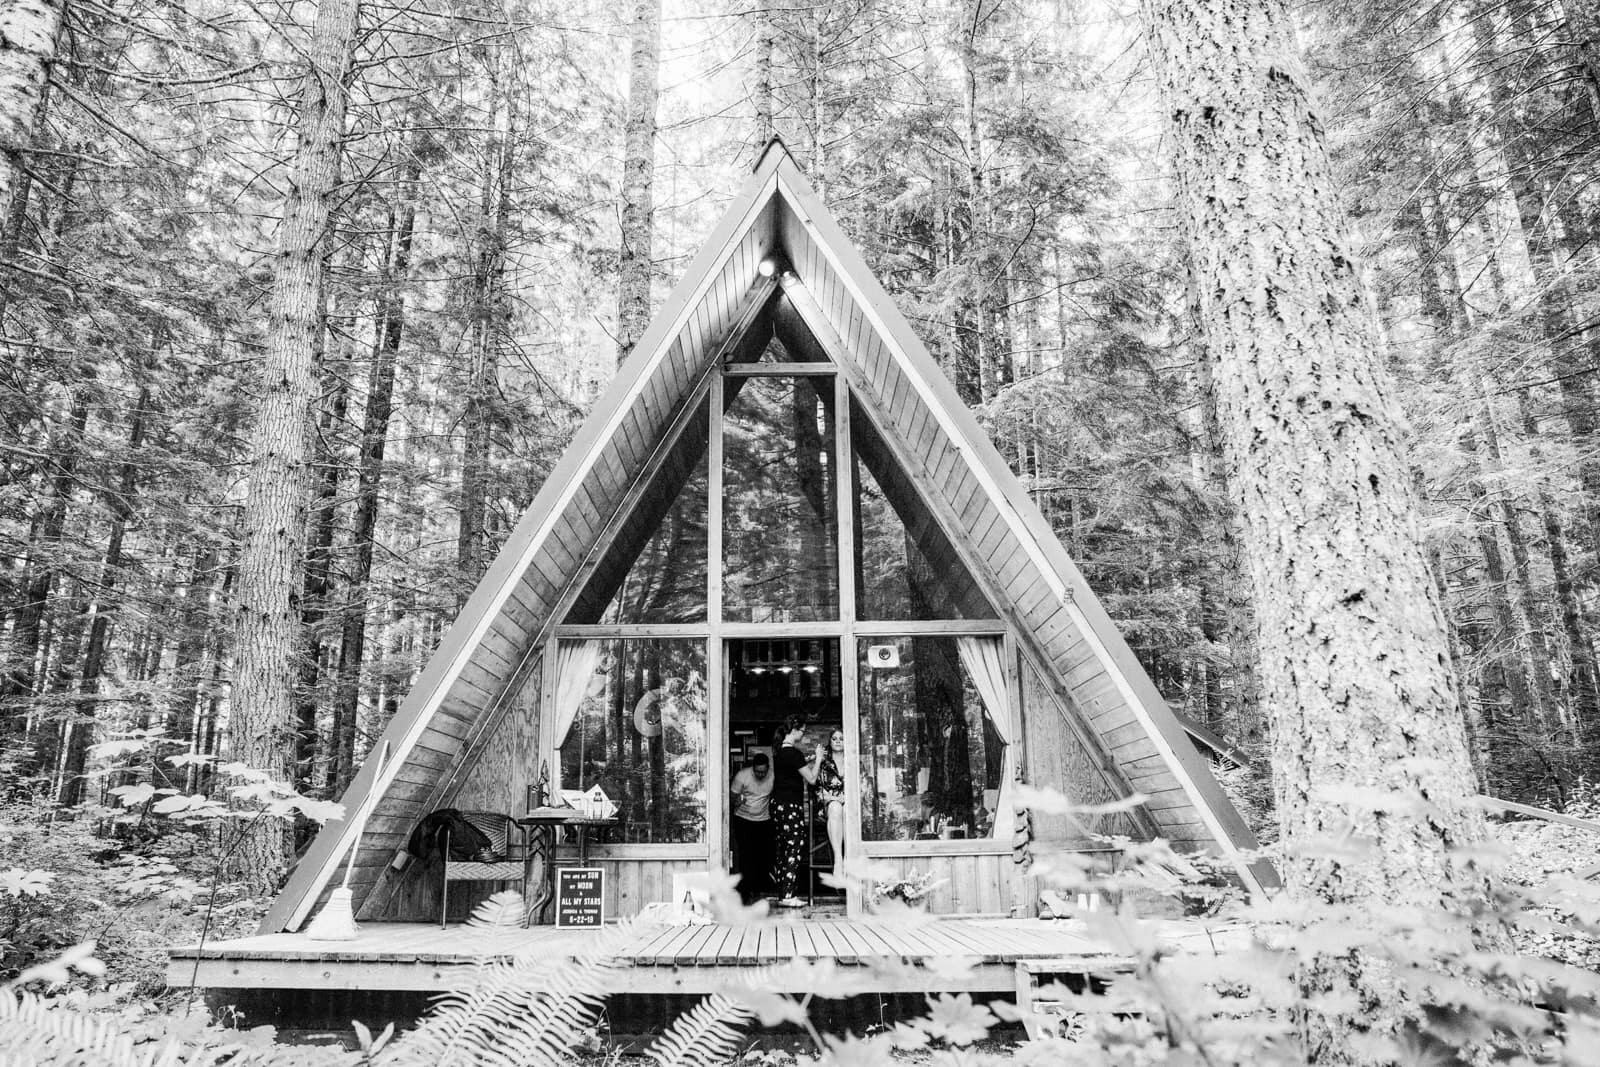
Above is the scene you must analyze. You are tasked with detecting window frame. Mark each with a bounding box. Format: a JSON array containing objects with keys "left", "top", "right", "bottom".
[
  {"left": 543, "top": 357, "right": 1018, "bottom": 893},
  {"left": 544, "top": 635, "right": 712, "bottom": 855},
  {"left": 851, "top": 631, "right": 1017, "bottom": 852}
]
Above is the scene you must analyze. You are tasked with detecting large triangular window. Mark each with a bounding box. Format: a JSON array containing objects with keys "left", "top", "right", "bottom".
[
  {"left": 721, "top": 374, "right": 839, "bottom": 622},
  {"left": 565, "top": 396, "right": 710, "bottom": 625},
  {"left": 851, "top": 398, "right": 993, "bottom": 620}
]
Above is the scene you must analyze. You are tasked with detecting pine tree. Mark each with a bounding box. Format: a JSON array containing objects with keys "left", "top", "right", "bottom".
[
  {"left": 230, "top": 0, "right": 361, "bottom": 891},
  {"left": 617, "top": 0, "right": 661, "bottom": 366},
  {"left": 0, "top": 0, "right": 63, "bottom": 229},
  {"left": 1140, "top": 0, "right": 1492, "bottom": 1048}
]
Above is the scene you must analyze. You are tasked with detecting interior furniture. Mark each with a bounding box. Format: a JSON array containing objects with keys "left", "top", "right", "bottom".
[
  {"left": 516, "top": 809, "right": 616, "bottom": 924},
  {"left": 439, "top": 811, "right": 529, "bottom": 928}
]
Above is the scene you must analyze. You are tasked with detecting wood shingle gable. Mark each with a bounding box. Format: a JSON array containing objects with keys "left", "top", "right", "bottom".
[{"left": 262, "top": 141, "right": 1267, "bottom": 935}]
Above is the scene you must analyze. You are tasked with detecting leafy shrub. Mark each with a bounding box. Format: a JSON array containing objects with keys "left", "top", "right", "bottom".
[{"left": 6, "top": 783, "right": 1600, "bottom": 1065}]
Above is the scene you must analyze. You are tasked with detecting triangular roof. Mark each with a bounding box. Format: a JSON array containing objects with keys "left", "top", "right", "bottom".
[{"left": 263, "top": 142, "right": 1271, "bottom": 933}]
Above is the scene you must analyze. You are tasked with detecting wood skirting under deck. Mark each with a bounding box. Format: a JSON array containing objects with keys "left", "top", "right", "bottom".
[{"left": 168, "top": 917, "right": 1243, "bottom": 996}]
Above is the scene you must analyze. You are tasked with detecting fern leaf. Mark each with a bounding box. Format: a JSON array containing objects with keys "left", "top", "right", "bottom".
[
  {"left": 644, "top": 993, "right": 756, "bottom": 1067},
  {"left": 465, "top": 889, "right": 526, "bottom": 931},
  {"left": 383, "top": 919, "right": 645, "bottom": 1067},
  {"left": 0, "top": 989, "right": 145, "bottom": 1066}
]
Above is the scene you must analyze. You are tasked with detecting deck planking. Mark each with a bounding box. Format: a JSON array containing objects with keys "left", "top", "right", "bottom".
[{"left": 169, "top": 917, "right": 1241, "bottom": 996}]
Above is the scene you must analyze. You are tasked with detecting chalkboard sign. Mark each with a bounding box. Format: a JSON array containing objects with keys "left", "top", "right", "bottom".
[{"left": 554, "top": 867, "right": 605, "bottom": 928}]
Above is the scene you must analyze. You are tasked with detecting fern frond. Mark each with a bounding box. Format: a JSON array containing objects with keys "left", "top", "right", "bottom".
[
  {"left": 0, "top": 989, "right": 358, "bottom": 1067},
  {"left": 384, "top": 919, "right": 648, "bottom": 1067},
  {"left": 0, "top": 989, "right": 146, "bottom": 1066},
  {"left": 644, "top": 993, "right": 756, "bottom": 1067},
  {"left": 465, "top": 889, "right": 526, "bottom": 931}
]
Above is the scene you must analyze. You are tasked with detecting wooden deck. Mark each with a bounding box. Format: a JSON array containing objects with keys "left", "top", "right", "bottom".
[{"left": 168, "top": 917, "right": 1243, "bottom": 995}]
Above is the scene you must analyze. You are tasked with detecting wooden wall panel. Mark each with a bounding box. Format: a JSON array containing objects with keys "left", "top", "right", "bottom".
[
  {"left": 451, "top": 655, "right": 543, "bottom": 813},
  {"left": 550, "top": 854, "right": 702, "bottom": 919},
  {"left": 867, "top": 854, "right": 1019, "bottom": 917},
  {"left": 1019, "top": 656, "right": 1138, "bottom": 841}
]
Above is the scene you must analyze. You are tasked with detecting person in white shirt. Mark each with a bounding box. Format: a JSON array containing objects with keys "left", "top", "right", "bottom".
[{"left": 730, "top": 753, "right": 774, "bottom": 904}]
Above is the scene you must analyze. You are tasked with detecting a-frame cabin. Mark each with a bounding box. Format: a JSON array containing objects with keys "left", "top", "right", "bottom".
[{"left": 258, "top": 141, "right": 1268, "bottom": 942}]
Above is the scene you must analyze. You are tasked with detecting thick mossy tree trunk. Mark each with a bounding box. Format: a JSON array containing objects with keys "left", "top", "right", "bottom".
[
  {"left": 230, "top": 0, "right": 359, "bottom": 894},
  {"left": 617, "top": 0, "right": 660, "bottom": 366},
  {"left": 1140, "top": 0, "right": 1490, "bottom": 1049}
]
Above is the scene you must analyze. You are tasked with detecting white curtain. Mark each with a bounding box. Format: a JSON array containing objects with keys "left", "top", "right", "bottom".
[
  {"left": 552, "top": 640, "right": 604, "bottom": 748},
  {"left": 957, "top": 636, "right": 1015, "bottom": 840}
]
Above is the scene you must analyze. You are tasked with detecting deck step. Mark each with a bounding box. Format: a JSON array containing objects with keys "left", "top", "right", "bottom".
[{"left": 1013, "top": 956, "right": 1136, "bottom": 1042}]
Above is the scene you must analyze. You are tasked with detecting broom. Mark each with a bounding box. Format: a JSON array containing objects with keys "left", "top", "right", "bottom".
[{"left": 306, "top": 741, "right": 391, "bottom": 941}]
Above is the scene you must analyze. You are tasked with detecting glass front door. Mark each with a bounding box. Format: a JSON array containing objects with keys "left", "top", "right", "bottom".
[{"left": 724, "top": 638, "right": 845, "bottom": 912}]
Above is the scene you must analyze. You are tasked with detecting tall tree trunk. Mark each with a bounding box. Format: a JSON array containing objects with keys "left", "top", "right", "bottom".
[
  {"left": 58, "top": 384, "right": 150, "bottom": 806},
  {"left": 0, "top": 0, "right": 63, "bottom": 230},
  {"left": 1478, "top": 407, "right": 1563, "bottom": 743},
  {"left": 617, "top": 0, "right": 660, "bottom": 366},
  {"left": 37, "top": 581, "right": 83, "bottom": 794},
  {"left": 229, "top": 0, "right": 359, "bottom": 893},
  {"left": 753, "top": 0, "right": 775, "bottom": 146},
  {"left": 1470, "top": 9, "right": 1600, "bottom": 558},
  {"left": 1422, "top": 505, "right": 1485, "bottom": 791},
  {"left": 806, "top": 14, "right": 826, "bottom": 193},
  {"left": 1461, "top": 429, "right": 1540, "bottom": 764},
  {"left": 294, "top": 331, "right": 348, "bottom": 794},
  {"left": 1052, "top": 242, "right": 1082, "bottom": 554},
  {"left": 1517, "top": 390, "right": 1600, "bottom": 741},
  {"left": 1411, "top": 186, "right": 1563, "bottom": 770},
  {"left": 3, "top": 392, "right": 88, "bottom": 741},
  {"left": 1564, "top": 0, "right": 1600, "bottom": 119},
  {"left": 1140, "top": 0, "right": 1490, "bottom": 1049},
  {"left": 960, "top": 2, "right": 995, "bottom": 402},
  {"left": 167, "top": 540, "right": 220, "bottom": 783},
  {"left": 458, "top": 63, "right": 515, "bottom": 594},
  {"left": 331, "top": 170, "right": 416, "bottom": 795}
]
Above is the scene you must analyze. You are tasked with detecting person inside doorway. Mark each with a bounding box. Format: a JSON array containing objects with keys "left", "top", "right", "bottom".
[
  {"left": 814, "top": 728, "right": 846, "bottom": 877},
  {"left": 771, "top": 716, "right": 820, "bottom": 907},
  {"left": 729, "top": 752, "right": 773, "bottom": 904}
]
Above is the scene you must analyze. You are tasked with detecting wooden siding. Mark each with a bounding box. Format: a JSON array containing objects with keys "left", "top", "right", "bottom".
[
  {"left": 451, "top": 655, "right": 543, "bottom": 812},
  {"left": 865, "top": 853, "right": 1023, "bottom": 917},
  {"left": 1019, "top": 654, "right": 1143, "bottom": 842},
  {"left": 549, "top": 853, "right": 704, "bottom": 919}
]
